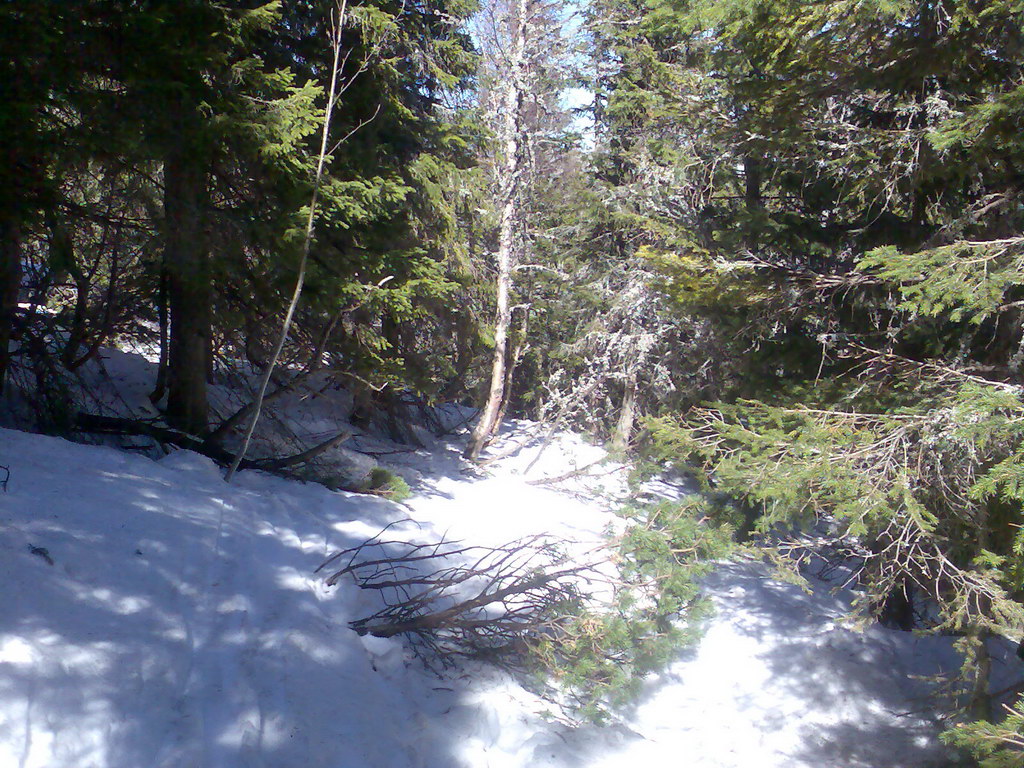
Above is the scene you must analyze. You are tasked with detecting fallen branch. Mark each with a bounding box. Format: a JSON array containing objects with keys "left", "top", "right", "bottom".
[
  {"left": 258, "top": 429, "right": 352, "bottom": 470},
  {"left": 477, "top": 420, "right": 549, "bottom": 467},
  {"left": 207, "top": 368, "right": 320, "bottom": 442},
  {"left": 318, "top": 526, "right": 605, "bottom": 662},
  {"left": 526, "top": 456, "right": 617, "bottom": 487},
  {"left": 74, "top": 413, "right": 352, "bottom": 477}
]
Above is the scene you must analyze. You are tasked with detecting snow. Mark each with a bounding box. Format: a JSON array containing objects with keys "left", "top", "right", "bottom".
[
  {"left": 600, "top": 562, "right": 962, "bottom": 767},
  {"left": 0, "top": 417, "right": 1012, "bottom": 767}
]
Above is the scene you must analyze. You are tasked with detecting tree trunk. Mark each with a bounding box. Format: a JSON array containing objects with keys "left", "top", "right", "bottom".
[
  {"left": 163, "top": 142, "right": 211, "bottom": 435},
  {"left": 743, "top": 153, "right": 763, "bottom": 252},
  {"left": 494, "top": 309, "right": 528, "bottom": 428},
  {"left": 969, "top": 629, "right": 993, "bottom": 721},
  {"left": 0, "top": 214, "right": 21, "bottom": 395},
  {"left": 610, "top": 373, "right": 637, "bottom": 454},
  {"left": 464, "top": 0, "right": 530, "bottom": 461},
  {"left": 150, "top": 266, "right": 169, "bottom": 405}
]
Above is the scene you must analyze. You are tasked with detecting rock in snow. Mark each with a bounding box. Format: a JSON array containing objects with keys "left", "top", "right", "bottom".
[{"left": 0, "top": 423, "right": 1000, "bottom": 767}]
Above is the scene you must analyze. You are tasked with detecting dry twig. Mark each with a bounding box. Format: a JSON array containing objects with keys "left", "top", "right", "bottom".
[{"left": 317, "top": 525, "right": 607, "bottom": 663}]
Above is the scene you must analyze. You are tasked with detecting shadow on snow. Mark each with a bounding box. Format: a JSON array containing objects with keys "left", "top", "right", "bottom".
[{"left": 0, "top": 427, "right": 475, "bottom": 768}]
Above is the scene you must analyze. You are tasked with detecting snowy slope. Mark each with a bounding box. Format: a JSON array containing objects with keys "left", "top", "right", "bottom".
[{"left": 0, "top": 424, "right": 1003, "bottom": 767}]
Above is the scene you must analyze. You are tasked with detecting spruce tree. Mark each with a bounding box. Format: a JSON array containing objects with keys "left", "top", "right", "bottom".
[
  {"left": 589, "top": 0, "right": 1024, "bottom": 753},
  {"left": 0, "top": 1, "right": 103, "bottom": 394},
  {"left": 1, "top": 0, "right": 481, "bottom": 437}
]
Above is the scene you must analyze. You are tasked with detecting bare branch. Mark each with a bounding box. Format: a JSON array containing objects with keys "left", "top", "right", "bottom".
[{"left": 320, "top": 527, "right": 607, "bottom": 664}]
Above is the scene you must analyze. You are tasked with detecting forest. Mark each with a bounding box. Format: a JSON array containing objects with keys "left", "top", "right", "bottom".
[{"left": 2, "top": 0, "right": 1024, "bottom": 764}]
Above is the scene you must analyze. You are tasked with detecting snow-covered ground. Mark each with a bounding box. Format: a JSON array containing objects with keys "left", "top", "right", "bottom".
[{"left": 0, "top": 415, "right": 1011, "bottom": 767}]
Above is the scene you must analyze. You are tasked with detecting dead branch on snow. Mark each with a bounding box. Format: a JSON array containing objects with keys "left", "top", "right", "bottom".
[{"left": 317, "top": 525, "right": 607, "bottom": 663}]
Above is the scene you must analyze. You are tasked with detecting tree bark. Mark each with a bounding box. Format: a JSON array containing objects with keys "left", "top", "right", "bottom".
[
  {"left": 610, "top": 373, "right": 637, "bottom": 454},
  {"left": 163, "top": 139, "right": 211, "bottom": 435},
  {"left": 464, "top": 0, "right": 531, "bottom": 461},
  {"left": 493, "top": 309, "right": 528, "bottom": 428},
  {"left": 0, "top": 214, "right": 21, "bottom": 395},
  {"left": 150, "top": 266, "right": 169, "bottom": 405}
]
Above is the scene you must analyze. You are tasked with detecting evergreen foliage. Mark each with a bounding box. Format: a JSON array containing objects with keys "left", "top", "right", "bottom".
[
  {"left": 945, "top": 697, "right": 1024, "bottom": 767},
  {"left": 2, "top": 0, "right": 482, "bottom": 434},
  {"left": 530, "top": 498, "right": 732, "bottom": 722},
  {"left": 588, "top": 0, "right": 1024, "bottom": 757},
  {"left": 366, "top": 466, "right": 412, "bottom": 501},
  {"left": 7, "top": 0, "right": 1024, "bottom": 755},
  {"left": 650, "top": 385, "right": 1024, "bottom": 636}
]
